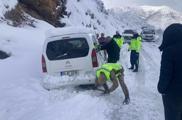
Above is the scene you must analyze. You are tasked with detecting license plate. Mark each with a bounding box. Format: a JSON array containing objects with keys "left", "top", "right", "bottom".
[{"left": 60, "top": 70, "right": 78, "bottom": 76}]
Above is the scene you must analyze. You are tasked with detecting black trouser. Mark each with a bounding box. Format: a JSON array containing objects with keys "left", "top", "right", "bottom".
[
  {"left": 107, "top": 56, "right": 119, "bottom": 63},
  {"left": 130, "top": 50, "right": 139, "bottom": 70},
  {"left": 107, "top": 58, "right": 118, "bottom": 63},
  {"left": 162, "top": 95, "right": 182, "bottom": 120}
]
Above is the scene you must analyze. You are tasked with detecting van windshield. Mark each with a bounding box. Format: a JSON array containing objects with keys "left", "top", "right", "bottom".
[{"left": 46, "top": 38, "right": 89, "bottom": 60}]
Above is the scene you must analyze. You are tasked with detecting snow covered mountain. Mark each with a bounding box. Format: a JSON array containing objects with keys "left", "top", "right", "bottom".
[
  {"left": 2, "top": 0, "right": 181, "bottom": 33},
  {"left": 63, "top": 0, "right": 182, "bottom": 36},
  {"left": 141, "top": 6, "right": 182, "bottom": 29},
  {"left": 110, "top": 5, "right": 182, "bottom": 30}
]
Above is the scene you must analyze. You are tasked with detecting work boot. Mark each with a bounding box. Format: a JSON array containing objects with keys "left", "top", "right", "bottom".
[
  {"left": 133, "top": 69, "right": 138, "bottom": 72},
  {"left": 133, "top": 63, "right": 139, "bottom": 72},
  {"left": 129, "top": 66, "right": 134, "bottom": 70}
]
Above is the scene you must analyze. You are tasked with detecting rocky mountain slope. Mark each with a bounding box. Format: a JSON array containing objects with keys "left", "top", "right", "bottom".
[
  {"left": 1, "top": 0, "right": 67, "bottom": 27},
  {"left": 1, "top": 0, "right": 182, "bottom": 32}
]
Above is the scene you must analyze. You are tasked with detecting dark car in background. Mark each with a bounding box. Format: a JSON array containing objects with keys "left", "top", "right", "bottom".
[
  {"left": 141, "top": 27, "right": 155, "bottom": 42},
  {"left": 122, "top": 29, "right": 136, "bottom": 43}
]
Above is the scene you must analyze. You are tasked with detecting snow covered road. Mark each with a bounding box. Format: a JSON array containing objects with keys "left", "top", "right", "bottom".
[
  {"left": 0, "top": 0, "right": 179, "bottom": 119},
  {"left": 0, "top": 23, "right": 164, "bottom": 120},
  {"left": 112, "top": 43, "right": 164, "bottom": 120}
]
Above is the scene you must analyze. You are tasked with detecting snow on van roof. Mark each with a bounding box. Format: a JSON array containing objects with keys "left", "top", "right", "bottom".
[{"left": 46, "top": 26, "right": 94, "bottom": 38}]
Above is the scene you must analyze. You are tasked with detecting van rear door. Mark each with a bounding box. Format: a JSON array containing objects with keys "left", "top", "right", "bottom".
[{"left": 45, "top": 36, "right": 93, "bottom": 75}]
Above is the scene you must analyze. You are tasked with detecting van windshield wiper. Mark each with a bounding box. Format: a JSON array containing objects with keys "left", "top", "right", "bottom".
[{"left": 56, "top": 53, "right": 68, "bottom": 59}]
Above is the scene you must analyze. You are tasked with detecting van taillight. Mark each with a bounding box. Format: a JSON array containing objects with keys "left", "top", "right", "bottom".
[
  {"left": 91, "top": 49, "right": 98, "bottom": 67},
  {"left": 42, "top": 55, "right": 47, "bottom": 73}
]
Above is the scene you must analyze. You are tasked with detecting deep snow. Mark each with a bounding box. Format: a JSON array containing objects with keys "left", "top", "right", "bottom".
[
  {"left": 0, "top": 22, "right": 164, "bottom": 120},
  {"left": 0, "top": 0, "right": 179, "bottom": 120}
]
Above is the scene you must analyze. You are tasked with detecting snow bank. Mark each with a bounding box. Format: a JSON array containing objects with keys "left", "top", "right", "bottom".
[
  {"left": 0, "top": 21, "right": 53, "bottom": 81},
  {"left": 0, "top": 82, "right": 109, "bottom": 120},
  {"left": 0, "top": 21, "right": 109, "bottom": 120},
  {"left": 34, "top": 93, "right": 109, "bottom": 120},
  {"left": 46, "top": 26, "right": 94, "bottom": 38}
]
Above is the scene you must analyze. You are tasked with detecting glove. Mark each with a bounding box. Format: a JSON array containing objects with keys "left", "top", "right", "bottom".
[
  {"left": 95, "top": 45, "right": 101, "bottom": 52},
  {"left": 123, "top": 97, "right": 130, "bottom": 105}
]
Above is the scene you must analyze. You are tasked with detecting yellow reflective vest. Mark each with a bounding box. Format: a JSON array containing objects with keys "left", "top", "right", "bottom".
[
  {"left": 96, "top": 63, "right": 122, "bottom": 81},
  {"left": 129, "top": 37, "right": 142, "bottom": 53},
  {"left": 113, "top": 37, "right": 124, "bottom": 49}
]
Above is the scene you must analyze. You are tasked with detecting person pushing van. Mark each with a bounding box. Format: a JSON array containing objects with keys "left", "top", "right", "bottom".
[
  {"left": 96, "top": 36, "right": 120, "bottom": 63},
  {"left": 95, "top": 63, "right": 130, "bottom": 104}
]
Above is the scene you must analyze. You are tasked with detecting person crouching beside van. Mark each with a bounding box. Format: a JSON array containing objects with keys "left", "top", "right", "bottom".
[{"left": 95, "top": 63, "right": 130, "bottom": 104}]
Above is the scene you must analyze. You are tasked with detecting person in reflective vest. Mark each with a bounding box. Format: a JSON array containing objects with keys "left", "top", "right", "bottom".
[
  {"left": 113, "top": 31, "right": 124, "bottom": 49},
  {"left": 128, "top": 33, "right": 142, "bottom": 72},
  {"left": 95, "top": 63, "right": 130, "bottom": 104}
]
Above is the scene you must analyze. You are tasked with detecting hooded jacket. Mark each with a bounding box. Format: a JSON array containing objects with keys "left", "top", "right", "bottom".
[
  {"left": 159, "top": 23, "right": 182, "bottom": 51},
  {"left": 158, "top": 23, "right": 182, "bottom": 95}
]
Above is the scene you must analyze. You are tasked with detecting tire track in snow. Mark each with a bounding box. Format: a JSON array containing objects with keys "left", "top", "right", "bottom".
[
  {"left": 106, "top": 43, "right": 164, "bottom": 120},
  {"left": 41, "top": 43, "right": 163, "bottom": 120}
]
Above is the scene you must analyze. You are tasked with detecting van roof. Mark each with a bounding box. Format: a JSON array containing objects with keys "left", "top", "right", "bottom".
[{"left": 46, "top": 26, "right": 95, "bottom": 38}]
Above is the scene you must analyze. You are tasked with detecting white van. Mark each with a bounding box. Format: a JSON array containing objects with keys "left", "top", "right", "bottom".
[{"left": 41, "top": 27, "right": 105, "bottom": 89}]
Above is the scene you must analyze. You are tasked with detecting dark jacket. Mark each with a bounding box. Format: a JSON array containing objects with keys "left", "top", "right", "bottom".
[
  {"left": 113, "top": 34, "right": 122, "bottom": 39},
  {"left": 98, "top": 36, "right": 107, "bottom": 46},
  {"left": 101, "top": 39, "right": 120, "bottom": 63},
  {"left": 158, "top": 23, "right": 182, "bottom": 95}
]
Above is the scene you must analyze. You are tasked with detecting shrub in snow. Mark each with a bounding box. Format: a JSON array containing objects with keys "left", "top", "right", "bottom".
[
  {"left": 90, "top": 13, "right": 95, "bottom": 19},
  {"left": 95, "top": 0, "right": 108, "bottom": 15},
  {"left": 0, "top": 50, "right": 10, "bottom": 59},
  {"left": 4, "top": 4, "right": 35, "bottom": 27},
  {"left": 97, "top": 20, "right": 101, "bottom": 25},
  {"left": 16, "top": 0, "right": 67, "bottom": 27},
  {"left": 85, "top": 10, "right": 95, "bottom": 19},
  {"left": 86, "top": 24, "right": 92, "bottom": 28},
  {"left": 93, "top": 25, "right": 97, "bottom": 30}
]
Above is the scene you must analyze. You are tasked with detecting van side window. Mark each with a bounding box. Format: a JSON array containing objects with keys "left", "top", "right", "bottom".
[{"left": 46, "top": 38, "right": 89, "bottom": 60}]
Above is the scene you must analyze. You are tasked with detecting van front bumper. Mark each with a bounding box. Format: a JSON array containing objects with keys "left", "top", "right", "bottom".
[{"left": 42, "top": 74, "right": 96, "bottom": 90}]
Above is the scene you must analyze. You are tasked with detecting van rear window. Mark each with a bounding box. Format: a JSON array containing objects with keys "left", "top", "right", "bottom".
[{"left": 46, "top": 38, "right": 89, "bottom": 60}]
